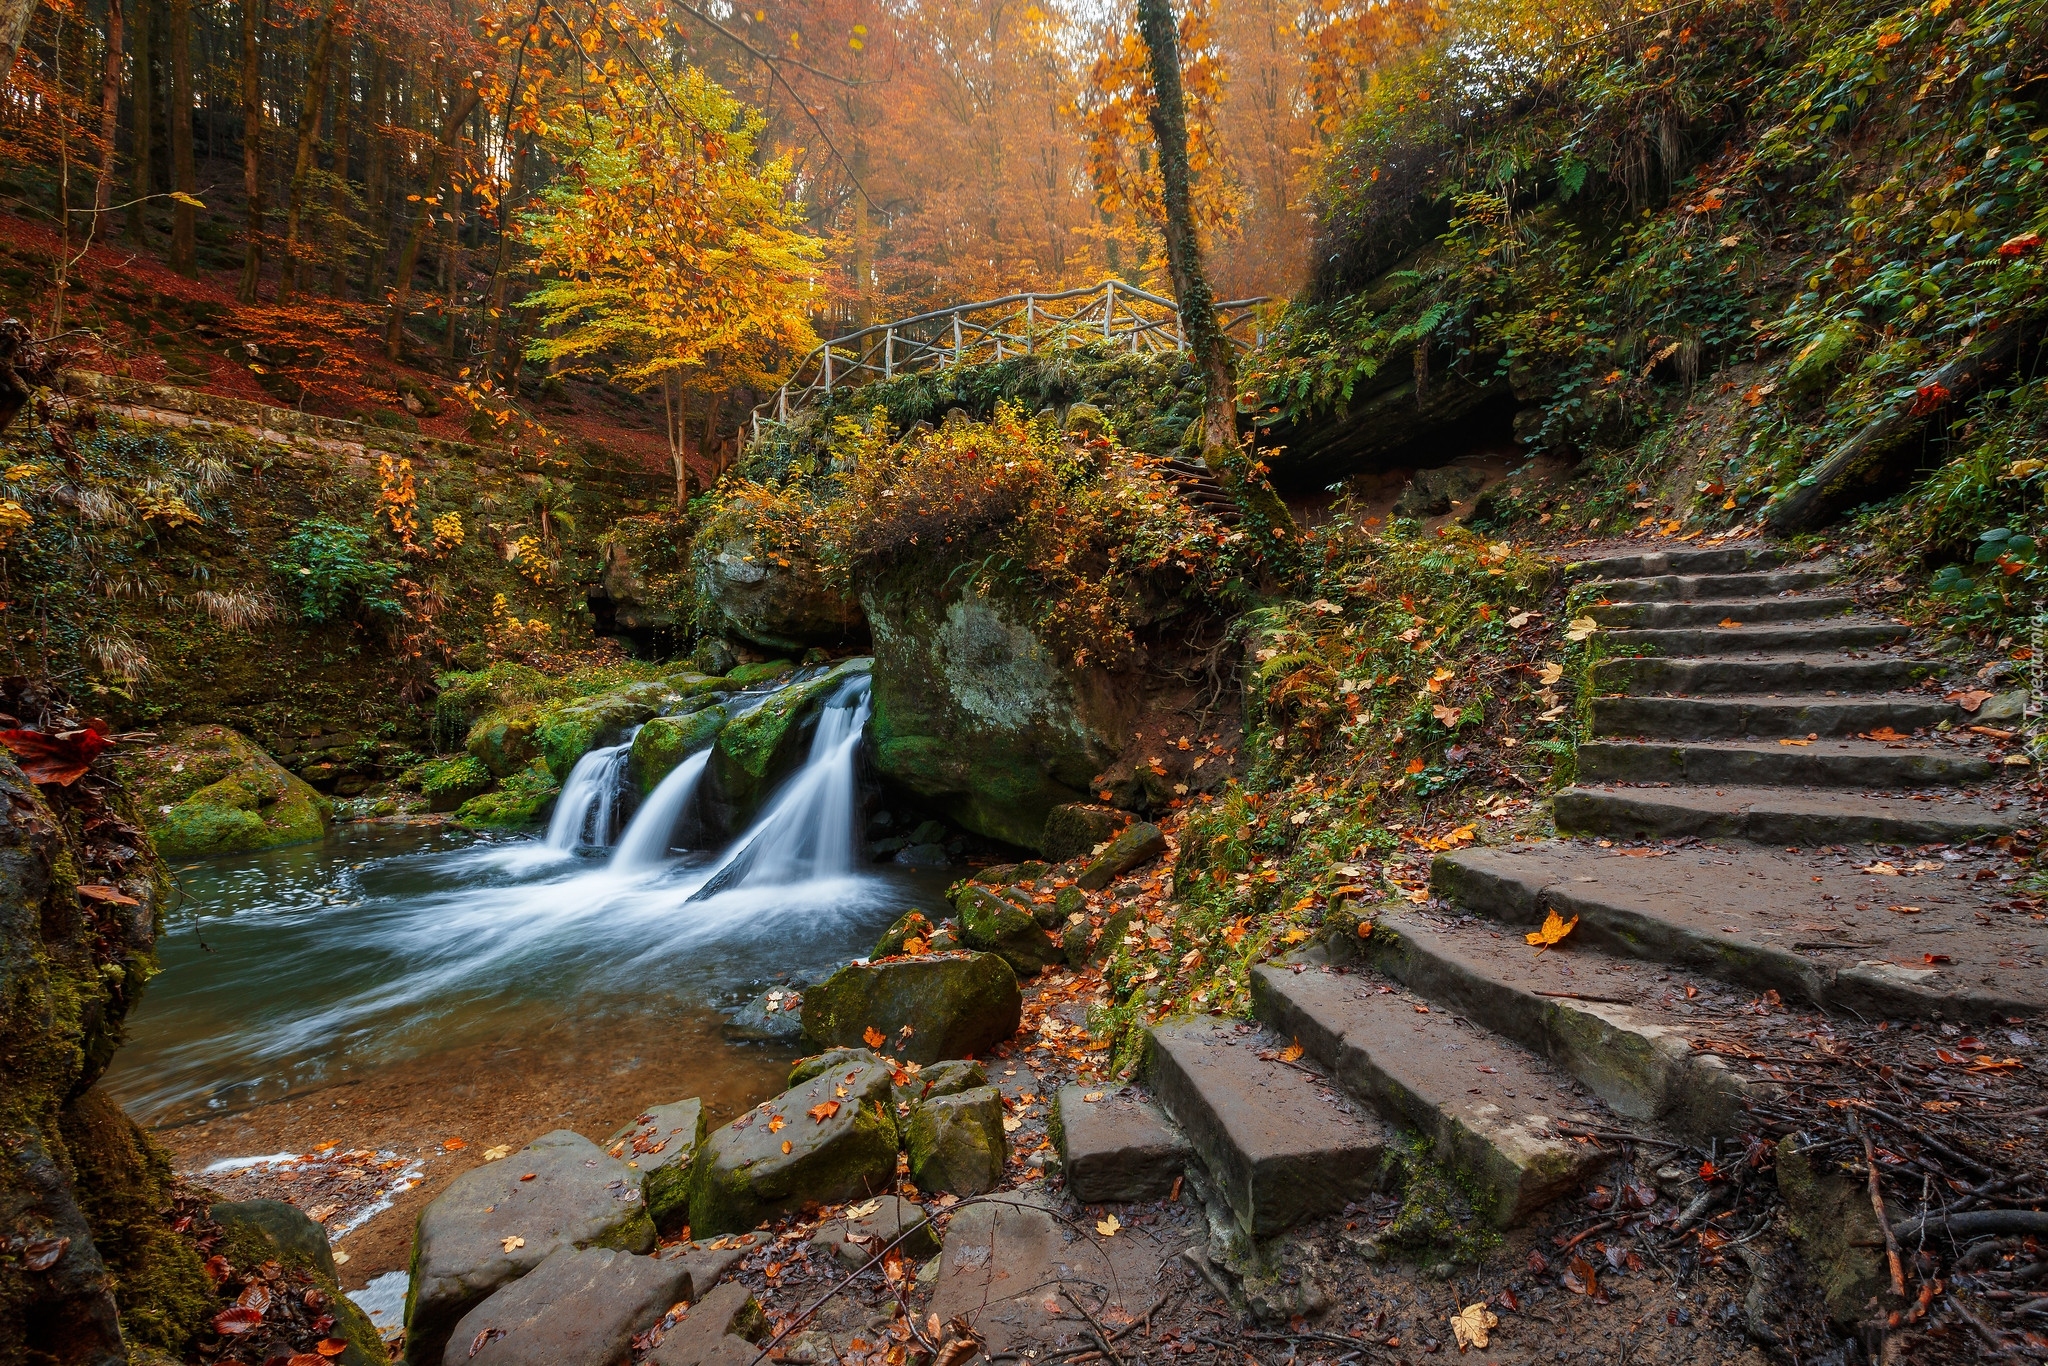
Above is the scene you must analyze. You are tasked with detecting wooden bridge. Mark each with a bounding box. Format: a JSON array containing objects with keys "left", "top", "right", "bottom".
[{"left": 750, "top": 279, "right": 1270, "bottom": 435}]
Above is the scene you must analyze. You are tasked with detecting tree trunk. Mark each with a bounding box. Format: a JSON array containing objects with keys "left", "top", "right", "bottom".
[
  {"left": 1134, "top": 0, "right": 1235, "bottom": 464},
  {"left": 166, "top": 0, "right": 196, "bottom": 272},
  {"left": 126, "top": 0, "right": 151, "bottom": 240},
  {"left": 480, "top": 134, "right": 528, "bottom": 384},
  {"left": 384, "top": 82, "right": 480, "bottom": 360},
  {"left": 94, "top": 0, "right": 123, "bottom": 218},
  {"left": 0, "top": 0, "right": 36, "bottom": 90},
  {"left": 237, "top": 0, "right": 268, "bottom": 302},
  {"left": 278, "top": 1, "right": 339, "bottom": 301},
  {"left": 662, "top": 371, "right": 689, "bottom": 504},
  {"left": 322, "top": 36, "right": 351, "bottom": 294},
  {"left": 359, "top": 46, "right": 387, "bottom": 298}
]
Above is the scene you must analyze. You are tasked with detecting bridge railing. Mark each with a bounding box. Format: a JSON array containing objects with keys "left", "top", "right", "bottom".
[{"left": 750, "top": 279, "right": 1270, "bottom": 437}]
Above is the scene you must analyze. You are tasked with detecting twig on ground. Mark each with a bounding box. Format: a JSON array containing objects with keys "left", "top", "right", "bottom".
[{"left": 1852, "top": 1108, "right": 1907, "bottom": 1298}]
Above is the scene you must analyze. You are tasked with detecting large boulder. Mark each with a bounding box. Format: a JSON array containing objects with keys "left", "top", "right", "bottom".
[
  {"left": 606, "top": 1100, "right": 706, "bottom": 1235},
  {"left": 532, "top": 682, "right": 677, "bottom": 779},
  {"left": 687, "top": 1062, "right": 899, "bottom": 1236},
  {"left": 954, "top": 886, "right": 1062, "bottom": 977},
  {"left": 642, "top": 1281, "right": 770, "bottom": 1366},
  {"left": 702, "top": 659, "right": 871, "bottom": 835},
  {"left": 1039, "top": 803, "right": 1127, "bottom": 861},
  {"left": 443, "top": 1246, "right": 688, "bottom": 1366},
  {"left": 1075, "top": 822, "right": 1167, "bottom": 891},
  {"left": 123, "top": 724, "right": 332, "bottom": 858},
  {"left": 864, "top": 583, "right": 1133, "bottom": 851},
  {"left": 694, "top": 525, "right": 865, "bottom": 652},
  {"left": 403, "top": 1130, "right": 656, "bottom": 1366},
  {"left": 628, "top": 705, "right": 727, "bottom": 794},
  {"left": 211, "top": 1199, "right": 385, "bottom": 1365},
  {"left": 801, "top": 953, "right": 1022, "bottom": 1064},
  {"left": 905, "top": 1088, "right": 1006, "bottom": 1197},
  {"left": 466, "top": 713, "right": 540, "bottom": 778}
]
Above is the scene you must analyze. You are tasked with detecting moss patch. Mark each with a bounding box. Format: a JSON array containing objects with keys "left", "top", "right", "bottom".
[
  {"left": 455, "top": 759, "right": 562, "bottom": 828},
  {"left": 121, "top": 724, "right": 331, "bottom": 859}
]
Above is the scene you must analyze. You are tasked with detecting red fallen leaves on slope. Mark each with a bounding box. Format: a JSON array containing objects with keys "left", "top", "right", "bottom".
[{"left": 0, "top": 725, "right": 112, "bottom": 785}]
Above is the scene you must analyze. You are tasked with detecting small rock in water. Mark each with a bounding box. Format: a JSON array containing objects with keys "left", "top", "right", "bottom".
[
  {"left": 893, "top": 842, "right": 950, "bottom": 868},
  {"left": 724, "top": 986, "right": 807, "bottom": 1043}
]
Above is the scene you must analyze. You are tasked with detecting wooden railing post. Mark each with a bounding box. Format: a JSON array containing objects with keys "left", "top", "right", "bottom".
[
  {"left": 1104, "top": 280, "right": 1115, "bottom": 341},
  {"left": 885, "top": 327, "right": 895, "bottom": 379},
  {"left": 1026, "top": 296, "right": 1035, "bottom": 354},
  {"left": 824, "top": 347, "right": 834, "bottom": 393},
  {"left": 952, "top": 313, "right": 963, "bottom": 367}
]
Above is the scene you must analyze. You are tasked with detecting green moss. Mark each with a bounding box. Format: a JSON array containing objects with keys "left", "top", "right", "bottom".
[
  {"left": 710, "top": 659, "right": 869, "bottom": 814},
  {"left": 465, "top": 711, "right": 540, "bottom": 778},
  {"left": 412, "top": 755, "right": 494, "bottom": 812},
  {"left": 725, "top": 660, "right": 796, "bottom": 687},
  {"left": 455, "top": 759, "right": 561, "bottom": 828},
  {"left": 123, "top": 725, "right": 332, "bottom": 859},
  {"left": 627, "top": 705, "right": 727, "bottom": 793}
]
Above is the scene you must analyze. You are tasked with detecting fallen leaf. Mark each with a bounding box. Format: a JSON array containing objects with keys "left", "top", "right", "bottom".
[
  {"left": 1525, "top": 909, "right": 1579, "bottom": 949},
  {"left": 767, "top": 1115, "right": 786, "bottom": 1133},
  {"left": 1537, "top": 662, "right": 1563, "bottom": 686},
  {"left": 1096, "top": 1215, "right": 1121, "bottom": 1237},
  {"left": 1718, "top": 618, "right": 1743, "bottom": 629},
  {"left": 864, "top": 1025, "right": 887, "bottom": 1049},
  {"left": 1001, "top": 1115, "right": 1023, "bottom": 1132},
  {"left": 809, "top": 1101, "right": 842, "bottom": 1123},
  {"left": 782, "top": 1140, "right": 793, "bottom": 1153},
  {"left": 1565, "top": 617, "right": 1599, "bottom": 642},
  {"left": 1450, "top": 1302, "right": 1499, "bottom": 1351},
  {"left": 1860, "top": 726, "right": 1907, "bottom": 742},
  {"left": 1083, "top": 1091, "right": 1104, "bottom": 1102},
  {"left": 501, "top": 1235, "right": 525, "bottom": 1253},
  {"left": 1947, "top": 689, "right": 1993, "bottom": 712},
  {"left": 237, "top": 1283, "right": 271, "bottom": 1313},
  {"left": 1279, "top": 1038, "right": 1306, "bottom": 1063},
  {"left": 1508, "top": 612, "right": 1533, "bottom": 628},
  {"left": 213, "top": 1307, "right": 264, "bottom": 1334},
  {"left": 1432, "top": 703, "right": 1462, "bottom": 726},
  {"left": 0, "top": 727, "right": 112, "bottom": 785},
  {"left": 443, "top": 1137, "right": 468, "bottom": 1151},
  {"left": 1561, "top": 1256, "right": 1598, "bottom": 1297},
  {"left": 305, "top": 1203, "right": 339, "bottom": 1223},
  {"left": 481, "top": 1145, "right": 511, "bottom": 1162},
  {"left": 317, "top": 1340, "right": 349, "bottom": 1358},
  {"left": 23, "top": 1237, "right": 69, "bottom": 1271},
  {"left": 847, "top": 1199, "right": 882, "bottom": 1218},
  {"left": 75, "top": 883, "right": 140, "bottom": 906}
]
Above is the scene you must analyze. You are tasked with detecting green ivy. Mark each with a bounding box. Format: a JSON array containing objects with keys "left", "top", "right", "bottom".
[{"left": 270, "top": 520, "right": 402, "bottom": 625}]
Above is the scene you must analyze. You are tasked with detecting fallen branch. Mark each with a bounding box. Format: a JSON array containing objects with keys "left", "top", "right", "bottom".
[
  {"left": 1852, "top": 1108, "right": 1906, "bottom": 1298},
  {"left": 1894, "top": 1210, "right": 2048, "bottom": 1245}
]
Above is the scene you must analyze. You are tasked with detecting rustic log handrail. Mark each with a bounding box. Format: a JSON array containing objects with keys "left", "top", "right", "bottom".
[{"left": 751, "top": 278, "right": 1271, "bottom": 437}]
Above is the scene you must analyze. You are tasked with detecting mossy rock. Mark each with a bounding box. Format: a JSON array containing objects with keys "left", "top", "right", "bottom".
[
  {"left": 465, "top": 711, "right": 540, "bottom": 778},
  {"left": 789, "top": 1047, "right": 883, "bottom": 1089},
  {"left": 705, "top": 660, "right": 870, "bottom": 832},
  {"left": 1075, "top": 822, "right": 1167, "bottom": 891},
  {"left": 659, "top": 671, "right": 734, "bottom": 700},
  {"left": 725, "top": 660, "right": 797, "bottom": 687},
  {"left": 954, "top": 885, "right": 1061, "bottom": 977},
  {"left": 413, "top": 755, "right": 493, "bottom": 813},
  {"left": 606, "top": 1099, "right": 707, "bottom": 1236},
  {"left": 686, "top": 1062, "right": 899, "bottom": 1236},
  {"left": 628, "top": 705, "right": 728, "bottom": 794},
  {"left": 123, "top": 725, "right": 332, "bottom": 859},
  {"left": 1776, "top": 1134, "right": 1892, "bottom": 1326},
  {"left": 904, "top": 1087, "right": 1005, "bottom": 1197},
  {"left": 800, "top": 953, "right": 1022, "bottom": 1064},
  {"left": 694, "top": 524, "right": 865, "bottom": 652},
  {"left": 455, "top": 759, "right": 561, "bottom": 829},
  {"left": 871, "top": 908, "right": 940, "bottom": 960},
  {"left": 1786, "top": 321, "right": 1866, "bottom": 397},
  {"left": 211, "top": 1199, "right": 385, "bottom": 1366},
  {"left": 534, "top": 682, "right": 680, "bottom": 779}
]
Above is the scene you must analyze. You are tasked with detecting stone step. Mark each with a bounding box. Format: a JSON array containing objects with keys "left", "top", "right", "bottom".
[
  {"left": 1590, "top": 693, "right": 1962, "bottom": 740},
  {"left": 1586, "top": 596, "right": 1856, "bottom": 630},
  {"left": 1581, "top": 568, "right": 1838, "bottom": 602},
  {"left": 1337, "top": 915, "right": 1760, "bottom": 1143},
  {"left": 1430, "top": 841, "right": 2048, "bottom": 1019},
  {"left": 1563, "top": 545, "right": 1790, "bottom": 579},
  {"left": 1594, "top": 653, "right": 1942, "bottom": 697},
  {"left": 1249, "top": 962, "right": 1611, "bottom": 1227},
  {"left": 1555, "top": 783, "right": 2030, "bottom": 846},
  {"left": 1577, "top": 737, "right": 2000, "bottom": 789},
  {"left": 1600, "top": 620, "right": 1910, "bottom": 655},
  {"left": 1143, "top": 1017, "right": 1389, "bottom": 1237}
]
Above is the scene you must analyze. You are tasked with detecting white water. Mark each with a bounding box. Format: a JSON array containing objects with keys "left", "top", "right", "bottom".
[
  {"left": 611, "top": 749, "right": 712, "bottom": 870},
  {"left": 544, "top": 730, "right": 639, "bottom": 851}
]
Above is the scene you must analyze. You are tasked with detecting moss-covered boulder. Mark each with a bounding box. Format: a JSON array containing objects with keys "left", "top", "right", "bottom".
[
  {"left": 686, "top": 1061, "right": 899, "bottom": 1236},
  {"left": 455, "top": 759, "right": 561, "bottom": 829},
  {"left": 789, "top": 1047, "right": 883, "bottom": 1089},
  {"left": 210, "top": 1199, "right": 385, "bottom": 1365},
  {"left": 628, "top": 705, "right": 728, "bottom": 794},
  {"left": 1075, "top": 821, "right": 1167, "bottom": 891},
  {"left": 533, "top": 682, "right": 676, "bottom": 779},
  {"left": 864, "top": 583, "right": 1132, "bottom": 851},
  {"left": 1041, "top": 803, "right": 1127, "bottom": 861},
  {"left": 897, "top": 1059, "right": 987, "bottom": 1108},
  {"left": 954, "top": 886, "right": 1062, "bottom": 977},
  {"left": 607, "top": 1099, "right": 707, "bottom": 1236},
  {"left": 801, "top": 952, "right": 1022, "bottom": 1064},
  {"left": 905, "top": 1087, "right": 1006, "bottom": 1196},
  {"left": 466, "top": 712, "right": 540, "bottom": 778},
  {"left": 694, "top": 527, "right": 865, "bottom": 652},
  {"left": 412, "top": 755, "right": 494, "bottom": 813},
  {"left": 871, "top": 908, "right": 940, "bottom": 960},
  {"left": 703, "top": 659, "right": 870, "bottom": 834},
  {"left": 726, "top": 660, "right": 797, "bottom": 687},
  {"left": 124, "top": 724, "right": 332, "bottom": 859}
]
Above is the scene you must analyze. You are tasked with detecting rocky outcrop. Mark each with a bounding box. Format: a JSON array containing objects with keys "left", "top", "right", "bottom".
[
  {"left": 694, "top": 528, "right": 865, "bottom": 652},
  {"left": 800, "top": 953, "right": 1023, "bottom": 1064},
  {"left": 865, "top": 583, "right": 1132, "bottom": 851},
  {"left": 954, "top": 887, "right": 1063, "bottom": 977},
  {"left": 687, "top": 1061, "right": 899, "bottom": 1236},
  {"left": 122, "top": 724, "right": 333, "bottom": 858},
  {"left": 904, "top": 1087, "right": 1007, "bottom": 1196},
  {"left": 702, "top": 660, "right": 871, "bottom": 836},
  {"left": 628, "top": 704, "right": 727, "bottom": 794},
  {"left": 606, "top": 1100, "right": 707, "bottom": 1235}
]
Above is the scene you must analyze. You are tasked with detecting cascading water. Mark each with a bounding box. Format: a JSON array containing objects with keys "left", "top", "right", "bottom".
[
  {"left": 686, "top": 676, "right": 871, "bottom": 899},
  {"left": 543, "top": 730, "right": 639, "bottom": 851},
  {"left": 610, "top": 749, "right": 711, "bottom": 870}
]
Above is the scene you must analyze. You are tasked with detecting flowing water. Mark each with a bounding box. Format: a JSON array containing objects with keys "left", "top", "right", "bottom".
[
  {"left": 542, "top": 730, "right": 639, "bottom": 851},
  {"left": 106, "top": 674, "right": 943, "bottom": 1138}
]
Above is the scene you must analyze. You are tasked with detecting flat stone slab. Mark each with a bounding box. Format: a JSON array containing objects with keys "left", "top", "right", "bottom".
[
  {"left": 1587, "top": 594, "right": 1855, "bottom": 629},
  {"left": 1595, "top": 652, "right": 1938, "bottom": 695},
  {"left": 651, "top": 1241, "right": 749, "bottom": 1299},
  {"left": 1601, "top": 620, "right": 1909, "bottom": 655},
  {"left": 929, "top": 1193, "right": 1107, "bottom": 1355},
  {"left": 405, "top": 1130, "right": 654, "bottom": 1366},
  {"left": 1563, "top": 545, "right": 1789, "bottom": 579},
  {"left": 1346, "top": 916, "right": 1759, "bottom": 1142},
  {"left": 808, "top": 1194, "right": 938, "bottom": 1270},
  {"left": 642, "top": 1281, "right": 770, "bottom": 1366},
  {"left": 1556, "top": 783, "right": 2028, "bottom": 847},
  {"left": 1052, "top": 1085, "right": 1189, "bottom": 1203},
  {"left": 1582, "top": 567, "right": 1836, "bottom": 601},
  {"left": 1591, "top": 693, "right": 1962, "bottom": 740},
  {"left": 443, "top": 1246, "right": 685, "bottom": 1366},
  {"left": 1251, "top": 962, "right": 1608, "bottom": 1226},
  {"left": 1145, "top": 1018, "right": 1387, "bottom": 1236},
  {"left": 1433, "top": 840, "right": 2048, "bottom": 1018},
  {"left": 688, "top": 1060, "right": 899, "bottom": 1235},
  {"left": 1577, "top": 736, "right": 1998, "bottom": 788}
]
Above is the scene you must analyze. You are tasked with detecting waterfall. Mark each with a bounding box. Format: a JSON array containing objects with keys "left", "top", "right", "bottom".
[
  {"left": 687, "top": 677, "right": 871, "bottom": 900},
  {"left": 543, "top": 732, "right": 638, "bottom": 851},
  {"left": 611, "top": 749, "right": 712, "bottom": 871}
]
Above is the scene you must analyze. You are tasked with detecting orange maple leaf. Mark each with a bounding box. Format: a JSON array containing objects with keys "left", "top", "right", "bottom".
[
  {"left": 863, "top": 1025, "right": 886, "bottom": 1049},
  {"left": 1525, "top": 910, "right": 1579, "bottom": 950},
  {"left": 808, "top": 1101, "right": 841, "bottom": 1123}
]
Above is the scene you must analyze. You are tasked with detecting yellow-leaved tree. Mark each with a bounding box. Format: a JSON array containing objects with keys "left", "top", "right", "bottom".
[{"left": 521, "top": 65, "right": 823, "bottom": 502}]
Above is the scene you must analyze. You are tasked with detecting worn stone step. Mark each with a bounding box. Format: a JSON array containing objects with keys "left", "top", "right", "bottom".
[
  {"left": 1336, "top": 915, "right": 1759, "bottom": 1143},
  {"left": 1587, "top": 595, "right": 1855, "bottom": 630},
  {"left": 1582, "top": 567, "right": 1839, "bottom": 602},
  {"left": 1590, "top": 693, "right": 1962, "bottom": 740},
  {"left": 1594, "top": 653, "right": 1942, "bottom": 696},
  {"left": 1143, "top": 1017, "right": 1389, "bottom": 1236},
  {"left": 1556, "top": 783, "right": 2029, "bottom": 847},
  {"left": 1564, "top": 545, "right": 1790, "bottom": 579},
  {"left": 1577, "top": 737, "right": 2000, "bottom": 789},
  {"left": 1430, "top": 841, "right": 2048, "bottom": 1019},
  {"left": 1250, "top": 962, "right": 1610, "bottom": 1226},
  {"left": 1601, "top": 620, "right": 1910, "bottom": 655}
]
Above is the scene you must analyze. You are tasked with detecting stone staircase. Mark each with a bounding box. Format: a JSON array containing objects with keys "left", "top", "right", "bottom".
[{"left": 1094, "top": 542, "right": 2042, "bottom": 1251}]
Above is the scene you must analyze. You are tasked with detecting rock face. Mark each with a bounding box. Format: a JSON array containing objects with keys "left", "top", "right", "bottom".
[
  {"left": 443, "top": 1246, "right": 688, "bottom": 1366},
  {"left": 606, "top": 1100, "right": 707, "bottom": 1235},
  {"left": 1776, "top": 1134, "right": 1890, "bottom": 1326},
  {"left": 703, "top": 660, "right": 872, "bottom": 836},
  {"left": 695, "top": 528, "right": 866, "bottom": 652},
  {"left": 1052, "top": 1087, "right": 1189, "bottom": 1202},
  {"left": 211, "top": 1199, "right": 386, "bottom": 1365},
  {"left": 905, "top": 1087, "right": 1007, "bottom": 1196},
  {"left": 1392, "top": 464, "right": 1489, "bottom": 519},
  {"left": 123, "top": 724, "right": 333, "bottom": 858},
  {"left": 1075, "top": 822, "right": 1167, "bottom": 891},
  {"left": 954, "top": 886, "right": 1062, "bottom": 976},
  {"left": 403, "top": 1131, "right": 656, "bottom": 1366},
  {"left": 688, "top": 1062, "right": 899, "bottom": 1236},
  {"left": 864, "top": 582, "right": 1132, "bottom": 850},
  {"left": 1040, "top": 803, "right": 1128, "bottom": 861},
  {"left": 0, "top": 706, "right": 209, "bottom": 1364},
  {"left": 629, "top": 705, "right": 728, "bottom": 793},
  {"left": 801, "top": 954, "right": 1022, "bottom": 1064}
]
